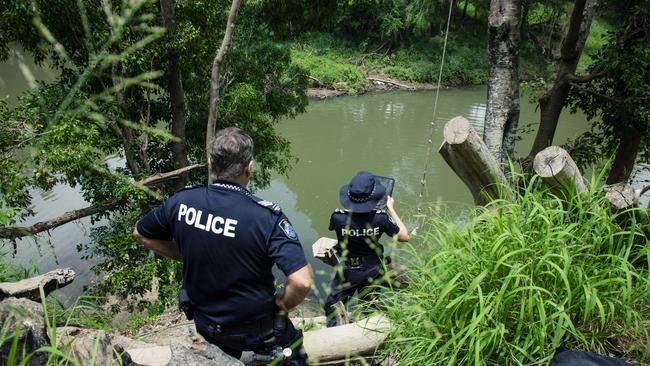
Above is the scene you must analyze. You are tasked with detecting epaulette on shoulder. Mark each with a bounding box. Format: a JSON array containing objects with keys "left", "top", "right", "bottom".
[
  {"left": 334, "top": 208, "right": 347, "bottom": 214},
  {"left": 252, "top": 196, "right": 282, "bottom": 215},
  {"left": 375, "top": 209, "right": 387, "bottom": 214},
  {"left": 176, "top": 185, "right": 203, "bottom": 193}
]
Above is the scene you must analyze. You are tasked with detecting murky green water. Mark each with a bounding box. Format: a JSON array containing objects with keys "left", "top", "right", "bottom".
[{"left": 2, "top": 52, "right": 597, "bottom": 303}]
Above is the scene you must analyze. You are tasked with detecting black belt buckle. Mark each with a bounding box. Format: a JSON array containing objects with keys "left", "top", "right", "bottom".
[{"left": 348, "top": 256, "right": 361, "bottom": 268}]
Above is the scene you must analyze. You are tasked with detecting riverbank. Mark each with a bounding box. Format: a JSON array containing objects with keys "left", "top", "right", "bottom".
[
  {"left": 307, "top": 70, "right": 443, "bottom": 99},
  {"left": 293, "top": 21, "right": 612, "bottom": 98}
]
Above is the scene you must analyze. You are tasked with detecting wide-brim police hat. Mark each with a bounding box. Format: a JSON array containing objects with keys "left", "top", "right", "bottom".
[{"left": 339, "top": 171, "right": 387, "bottom": 213}]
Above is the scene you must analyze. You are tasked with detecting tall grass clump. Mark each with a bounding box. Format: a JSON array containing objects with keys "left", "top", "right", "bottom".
[{"left": 380, "top": 177, "right": 650, "bottom": 365}]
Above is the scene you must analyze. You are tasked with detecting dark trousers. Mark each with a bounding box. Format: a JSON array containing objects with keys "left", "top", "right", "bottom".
[
  {"left": 324, "top": 257, "right": 384, "bottom": 327},
  {"left": 194, "top": 313, "right": 308, "bottom": 366}
]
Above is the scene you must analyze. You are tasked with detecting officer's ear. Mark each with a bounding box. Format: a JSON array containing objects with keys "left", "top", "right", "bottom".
[{"left": 244, "top": 159, "right": 253, "bottom": 177}]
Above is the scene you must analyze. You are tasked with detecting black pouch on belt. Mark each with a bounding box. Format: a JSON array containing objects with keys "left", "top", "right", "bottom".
[{"left": 179, "top": 288, "right": 194, "bottom": 320}]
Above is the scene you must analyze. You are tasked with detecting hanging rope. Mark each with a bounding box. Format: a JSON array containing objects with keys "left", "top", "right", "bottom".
[
  {"left": 410, "top": 0, "right": 455, "bottom": 236},
  {"left": 416, "top": 0, "right": 455, "bottom": 217}
]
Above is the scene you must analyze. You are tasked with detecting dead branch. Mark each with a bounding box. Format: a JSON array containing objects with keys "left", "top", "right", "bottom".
[
  {"left": 0, "top": 164, "right": 206, "bottom": 240},
  {"left": 205, "top": 0, "right": 243, "bottom": 179}
]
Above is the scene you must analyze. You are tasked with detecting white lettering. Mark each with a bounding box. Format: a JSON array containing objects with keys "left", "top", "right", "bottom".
[
  {"left": 205, "top": 214, "right": 214, "bottom": 232},
  {"left": 341, "top": 227, "right": 380, "bottom": 237},
  {"left": 194, "top": 211, "right": 206, "bottom": 230},
  {"left": 211, "top": 216, "right": 224, "bottom": 234},
  {"left": 185, "top": 208, "right": 196, "bottom": 225},
  {"left": 177, "top": 204, "right": 237, "bottom": 238},
  {"left": 178, "top": 204, "right": 188, "bottom": 221},
  {"left": 224, "top": 219, "right": 238, "bottom": 238}
]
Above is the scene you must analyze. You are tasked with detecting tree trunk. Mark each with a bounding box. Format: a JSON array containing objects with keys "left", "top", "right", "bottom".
[
  {"left": 439, "top": 116, "right": 510, "bottom": 205},
  {"left": 606, "top": 132, "right": 642, "bottom": 184},
  {"left": 206, "top": 0, "right": 243, "bottom": 183},
  {"left": 520, "top": 0, "right": 530, "bottom": 40},
  {"left": 528, "top": 0, "right": 595, "bottom": 159},
  {"left": 160, "top": 0, "right": 190, "bottom": 187},
  {"left": 111, "top": 62, "right": 142, "bottom": 177},
  {"left": 463, "top": 0, "right": 469, "bottom": 17},
  {"left": 484, "top": 0, "right": 520, "bottom": 168}
]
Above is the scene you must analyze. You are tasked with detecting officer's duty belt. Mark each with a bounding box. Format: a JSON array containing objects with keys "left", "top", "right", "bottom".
[
  {"left": 205, "top": 314, "right": 275, "bottom": 337},
  {"left": 345, "top": 254, "right": 382, "bottom": 268}
]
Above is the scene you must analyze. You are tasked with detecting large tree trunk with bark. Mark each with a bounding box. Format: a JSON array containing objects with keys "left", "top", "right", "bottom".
[
  {"left": 440, "top": 116, "right": 510, "bottom": 205},
  {"left": 206, "top": 0, "right": 243, "bottom": 183},
  {"left": 528, "top": 0, "right": 595, "bottom": 160},
  {"left": 607, "top": 131, "right": 643, "bottom": 185},
  {"left": 160, "top": 0, "right": 190, "bottom": 187},
  {"left": 484, "top": 0, "right": 520, "bottom": 167}
]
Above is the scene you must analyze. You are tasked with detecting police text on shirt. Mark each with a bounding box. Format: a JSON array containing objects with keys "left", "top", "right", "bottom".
[
  {"left": 341, "top": 227, "right": 380, "bottom": 237},
  {"left": 178, "top": 203, "right": 237, "bottom": 237}
]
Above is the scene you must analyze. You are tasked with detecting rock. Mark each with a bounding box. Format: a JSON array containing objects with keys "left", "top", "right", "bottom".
[
  {"left": 168, "top": 344, "right": 243, "bottom": 366},
  {"left": 0, "top": 297, "right": 48, "bottom": 366},
  {"left": 56, "top": 326, "right": 150, "bottom": 365},
  {"left": 126, "top": 346, "right": 172, "bottom": 366},
  {"left": 0, "top": 268, "right": 75, "bottom": 301}
]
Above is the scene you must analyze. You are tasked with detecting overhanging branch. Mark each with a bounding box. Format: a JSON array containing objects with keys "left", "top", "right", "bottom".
[{"left": 0, "top": 163, "right": 206, "bottom": 240}]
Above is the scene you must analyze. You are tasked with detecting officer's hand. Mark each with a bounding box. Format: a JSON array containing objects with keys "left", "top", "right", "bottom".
[
  {"left": 386, "top": 196, "right": 395, "bottom": 210},
  {"left": 275, "top": 293, "right": 288, "bottom": 312}
]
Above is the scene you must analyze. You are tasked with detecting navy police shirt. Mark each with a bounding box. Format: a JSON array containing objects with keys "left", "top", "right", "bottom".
[
  {"left": 136, "top": 180, "right": 307, "bottom": 326},
  {"left": 329, "top": 209, "right": 400, "bottom": 258}
]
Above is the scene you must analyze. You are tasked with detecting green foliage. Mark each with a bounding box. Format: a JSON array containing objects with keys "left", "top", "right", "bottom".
[
  {"left": 292, "top": 50, "right": 366, "bottom": 94},
  {"left": 291, "top": 31, "right": 488, "bottom": 89},
  {"left": 380, "top": 177, "right": 650, "bottom": 365},
  {"left": 566, "top": 6, "right": 650, "bottom": 169}
]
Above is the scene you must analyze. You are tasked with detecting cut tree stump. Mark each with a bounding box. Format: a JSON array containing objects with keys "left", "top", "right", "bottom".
[
  {"left": 439, "top": 116, "right": 510, "bottom": 205},
  {"left": 604, "top": 184, "right": 650, "bottom": 239},
  {"left": 0, "top": 268, "right": 75, "bottom": 301},
  {"left": 533, "top": 146, "right": 586, "bottom": 198},
  {"left": 604, "top": 184, "right": 639, "bottom": 211}
]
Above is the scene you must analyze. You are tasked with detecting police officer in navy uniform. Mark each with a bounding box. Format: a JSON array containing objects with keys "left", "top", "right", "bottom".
[
  {"left": 324, "top": 171, "right": 409, "bottom": 327},
  {"left": 133, "top": 127, "right": 312, "bottom": 365}
]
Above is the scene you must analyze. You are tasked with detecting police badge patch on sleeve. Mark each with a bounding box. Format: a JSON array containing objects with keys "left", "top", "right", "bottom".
[{"left": 279, "top": 218, "right": 298, "bottom": 240}]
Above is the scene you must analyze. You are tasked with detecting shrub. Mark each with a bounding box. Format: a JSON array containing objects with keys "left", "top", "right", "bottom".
[
  {"left": 379, "top": 177, "right": 650, "bottom": 365},
  {"left": 291, "top": 50, "right": 367, "bottom": 94}
]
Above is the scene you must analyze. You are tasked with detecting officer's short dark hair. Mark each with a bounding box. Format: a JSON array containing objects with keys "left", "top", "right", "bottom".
[{"left": 209, "top": 127, "right": 253, "bottom": 180}]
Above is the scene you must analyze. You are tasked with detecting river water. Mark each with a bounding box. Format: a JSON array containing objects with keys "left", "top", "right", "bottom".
[{"left": 4, "top": 50, "right": 647, "bottom": 305}]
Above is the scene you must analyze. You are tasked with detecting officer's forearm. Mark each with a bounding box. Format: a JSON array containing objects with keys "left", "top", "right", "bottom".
[
  {"left": 276, "top": 265, "right": 312, "bottom": 312},
  {"left": 133, "top": 228, "right": 182, "bottom": 261},
  {"left": 387, "top": 207, "right": 410, "bottom": 242}
]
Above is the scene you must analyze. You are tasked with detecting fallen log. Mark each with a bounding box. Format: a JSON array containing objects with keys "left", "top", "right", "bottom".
[
  {"left": 366, "top": 77, "right": 413, "bottom": 90},
  {"left": 302, "top": 316, "right": 391, "bottom": 365},
  {"left": 0, "top": 268, "right": 75, "bottom": 301},
  {"left": 439, "top": 116, "right": 510, "bottom": 205},
  {"left": 533, "top": 146, "right": 586, "bottom": 198}
]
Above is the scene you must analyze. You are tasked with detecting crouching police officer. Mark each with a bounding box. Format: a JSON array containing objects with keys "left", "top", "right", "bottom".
[
  {"left": 133, "top": 127, "right": 312, "bottom": 365},
  {"left": 324, "top": 171, "right": 409, "bottom": 327}
]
